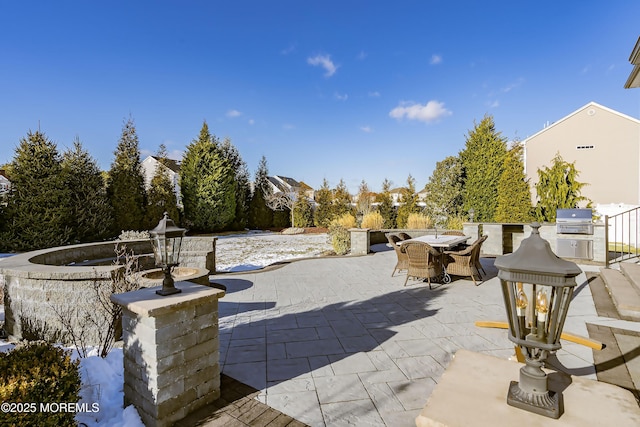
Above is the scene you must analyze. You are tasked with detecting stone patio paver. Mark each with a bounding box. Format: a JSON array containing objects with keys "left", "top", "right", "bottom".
[{"left": 196, "top": 246, "right": 638, "bottom": 426}]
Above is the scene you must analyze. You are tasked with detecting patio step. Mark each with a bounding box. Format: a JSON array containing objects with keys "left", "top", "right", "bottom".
[
  {"left": 600, "top": 267, "right": 640, "bottom": 321},
  {"left": 620, "top": 262, "right": 640, "bottom": 294}
]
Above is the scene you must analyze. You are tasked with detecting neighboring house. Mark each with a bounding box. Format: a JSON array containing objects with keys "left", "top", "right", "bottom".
[
  {"left": 389, "top": 187, "right": 406, "bottom": 207},
  {"left": 141, "top": 156, "right": 182, "bottom": 207},
  {"left": 267, "top": 175, "right": 315, "bottom": 201},
  {"left": 524, "top": 102, "right": 640, "bottom": 206},
  {"left": 0, "top": 170, "right": 10, "bottom": 204}
]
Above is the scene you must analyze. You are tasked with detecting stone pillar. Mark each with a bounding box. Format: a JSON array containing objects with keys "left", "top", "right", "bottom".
[
  {"left": 111, "top": 282, "right": 225, "bottom": 427},
  {"left": 482, "top": 224, "right": 504, "bottom": 256},
  {"left": 350, "top": 228, "right": 371, "bottom": 255}
]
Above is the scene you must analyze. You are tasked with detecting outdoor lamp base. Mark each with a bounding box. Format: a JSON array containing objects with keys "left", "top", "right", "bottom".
[
  {"left": 155, "top": 269, "right": 182, "bottom": 296},
  {"left": 156, "top": 287, "right": 182, "bottom": 296},
  {"left": 507, "top": 380, "right": 563, "bottom": 419}
]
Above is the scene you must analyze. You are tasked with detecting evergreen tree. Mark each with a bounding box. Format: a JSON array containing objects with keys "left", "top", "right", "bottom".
[
  {"left": 292, "top": 187, "right": 313, "bottom": 227},
  {"left": 423, "top": 156, "right": 464, "bottom": 225},
  {"left": 180, "top": 122, "right": 236, "bottom": 232},
  {"left": 355, "top": 180, "right": 374, "bottom": 219},
  {"left": 221, "top": 137, "right": 251, "bottom": 230},
  {"left": 495, "top": 141, "right": 533, "bottom": 223},
  {"left": 313, "top": 178, "right": 333, "bottom": 228},
  {"left": 331, "top": 179, "right": 352, "bottom": 219},
  {"left": 61, "top": 138, "right": 114, "bottom": 243},
  {"left": 106, "top": 116, "right": 147, "bottom": 232},
  {"left": 535, "top": 153, "right": 589, "bottom": 222},
  {"left": 248, "top": 155, "right": 274, "bottom": 229},
  {"left": 396, "top": 174, "right": 420, "bottom": 228},
  {"left": 0, "top": 130, "right": 71, "bottom": 251},
  {"left": 375, "top": 178, "right": 396, "bottom": 229},
  {"left": 459, "top": 115, "right": 507, "bottom": 222},
  {"left": 144, "top": 144, "right": 180, "bottom": 229}
]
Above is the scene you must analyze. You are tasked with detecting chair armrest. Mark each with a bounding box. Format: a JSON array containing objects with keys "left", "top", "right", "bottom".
[{"left": 444, "top": 245, "right": 474, "bottom": 256}]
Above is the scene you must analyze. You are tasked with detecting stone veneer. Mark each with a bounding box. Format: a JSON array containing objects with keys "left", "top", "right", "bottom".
[
  {"left": 0, "top": 237, "right": 217, "bottom": 344},
  {"left": 111, "top": 282, "right": 225, "bottom": 427}
]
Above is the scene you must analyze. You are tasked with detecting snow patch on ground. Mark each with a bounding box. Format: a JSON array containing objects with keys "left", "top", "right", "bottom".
[{"left": 215, "top": 231, "right": 332, "bottom": 272}]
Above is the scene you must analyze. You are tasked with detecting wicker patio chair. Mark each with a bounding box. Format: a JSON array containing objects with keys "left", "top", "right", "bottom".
[
  {"left": 443, "top": 235, "right": 487, "bottom": 286},
  {"left": 388, "top": 234, "right": 409, "bottom": 277},
  {"left": 442, "top": 230, "right": 465, "bottom": 236},
  {"left": 398, "top": 232, "right": 412, "bottom": 240},
  {"left": 401, "top": 241, "right": 444, "bottom": 289}
]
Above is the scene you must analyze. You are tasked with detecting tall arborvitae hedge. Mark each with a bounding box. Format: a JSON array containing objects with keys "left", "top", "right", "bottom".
[
  {"left": 221, "top": 137, "right": 251, "bottom": 231},
  {"left": 313, "top": 178, "right": 333, "bottom": 228},
  {"left": 181, "top": 122, "right": 236, "bottom": 232},
  {"left": 61, "top": 138, "right": 114, "bottom": 243},
  {"left": 0, "top": 130, "right": 71, "bottom": 251},
  {"left": 396, "top": 175, "right": 420, "bottom": 228},
  {"left": 376, "top": 178, "right": 396, "bottom": 229},
  {"left": 331, "top": 179, "right": 353, "bottom": 219},
  {"left": 292, "top": 187, "right": 313, "bottom": 227},
  {"left": 535, "top": 153, "right": 589, "bottom": 222},
  {"left": 495, "top": 141, "right": 533, "bottom": 223},
  {"left": 459, "top": 115, "right": 507, "bottom": 222},
  {"left": 248, "top": 155, "right": 274, "bottom": 229},
  {"left": 106, "top": 116, "right": 147, "bottom": 233}
]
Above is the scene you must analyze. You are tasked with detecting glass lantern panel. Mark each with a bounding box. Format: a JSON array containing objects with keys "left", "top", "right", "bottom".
[
  {"left": 164, "top": 236, "right": 183, "bottom": 266},
  {"left": 150, "top": 235, "right": 165, "bottom": 266}
]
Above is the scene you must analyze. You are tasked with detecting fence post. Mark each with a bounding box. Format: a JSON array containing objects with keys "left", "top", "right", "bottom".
[{"left": 605, "top": 215, "right": 609, "bottom": 268}]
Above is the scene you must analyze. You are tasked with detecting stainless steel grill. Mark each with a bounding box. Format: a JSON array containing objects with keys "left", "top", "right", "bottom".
[
  {"left": 556, "top": 208, "right": 594, "bottom": 235},
  {"left": 556, "top": 208, "right": 593, "bottom": 260}
]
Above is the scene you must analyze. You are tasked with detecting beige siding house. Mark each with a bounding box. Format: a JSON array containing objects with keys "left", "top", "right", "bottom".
[{"left": 524, "top": 102, "right": 640, "bottom": 206}]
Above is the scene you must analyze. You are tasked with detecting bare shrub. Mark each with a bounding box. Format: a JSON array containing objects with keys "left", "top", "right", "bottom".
[
  {"left": 406, "top": 213, "right": 433, "bottom": 229},
  {"left": 50, "top": 243, "right": 142, "bottom": 358},
  {"left": 361, "top": 211, "right": 384, "bottom": 229}
]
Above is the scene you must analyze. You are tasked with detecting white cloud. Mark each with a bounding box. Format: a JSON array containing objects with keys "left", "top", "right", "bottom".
[
  {"left": 226, "top": 109, "right": 242, "bottom": 118},
  {"left": 487, "top": 100, "right": 500, "bottom": 108},
  {"left": 167, "top": 149, "right": 184, "bottom": 160},
  {"left": 248, "top": 119, "right": 255, "bottom": 125},
  {"left": 430, "top": 54, "right": 442, "bottom": 65},
  {"left": 357, "top": 51, "right": 367, "bottom": 60},
  {"left": 282, "top": 123, "right": 295, "bottom": 130},
  {"left": 334, "top": 92, "right": 348, "bottom": 101},
  {"left": 389, "top": 100, "right": 452, "bottom": 123},
  {"left": 307, "top": 54, "right": 338, "bottom": 77},
  {"left": 281, "top": 43, "right": 296, "bottom": 55},
  {"left": 368, "top": 91, "right": 381, "bottom": 97},
  {"left": 501, "top": 78, "right": 524, "bottom": 93},
  {"left": 360, "top": 126, "right": 372, "bottom": 133}
]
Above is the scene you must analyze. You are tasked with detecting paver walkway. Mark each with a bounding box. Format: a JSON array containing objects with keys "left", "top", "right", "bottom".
[{"left": 192, "top": 244, "right": 638, "bottom": 427}]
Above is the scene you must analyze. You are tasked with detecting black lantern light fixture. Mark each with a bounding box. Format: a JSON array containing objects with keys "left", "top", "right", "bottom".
[
  {"left": 149, "top": 212, "right": 186, "bottom": 296},
  {"left": 494, "top": 222, "right": 581, "bottom": 419}
]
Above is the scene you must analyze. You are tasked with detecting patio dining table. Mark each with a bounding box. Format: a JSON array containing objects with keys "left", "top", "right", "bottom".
[
  {"left": 402, "top": 234, "right": 470, "bottom": 249},
  {"left": 400, "top": 234, "right": 471, "bottom": 283}
]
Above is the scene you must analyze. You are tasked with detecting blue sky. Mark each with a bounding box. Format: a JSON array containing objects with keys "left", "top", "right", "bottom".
[{"left": 2, "top": 1, "right": 640, "bottom": 193}]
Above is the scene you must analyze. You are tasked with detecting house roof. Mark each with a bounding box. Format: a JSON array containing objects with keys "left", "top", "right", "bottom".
[
  {"left": 523, "top": 101, "right": 640, "bottom": 143},
  {"left": 389, "top": 187, "right": 407, "bottom": 194},
  {"left": 298, "top": 181, "right": 313, "bottom": 191},
  {"left": 151, "top": 156, "right": 181, "bottom": 173},
  {"left": 625, "top": 36, "right": 640, "bottom": 88}
]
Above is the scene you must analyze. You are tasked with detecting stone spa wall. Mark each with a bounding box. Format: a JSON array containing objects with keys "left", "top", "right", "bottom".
[{"left": 0, "top": 237, "right": 216, "bottom": 344}]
